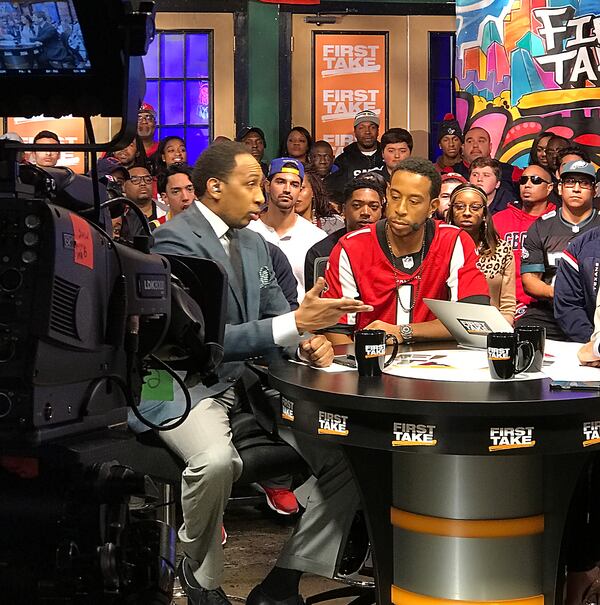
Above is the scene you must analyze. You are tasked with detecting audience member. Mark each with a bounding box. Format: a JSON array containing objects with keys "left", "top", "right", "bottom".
[
  {"left": 32, "top": 130, "right": 60, "bottom": 168},
  {"left": 545, "top": 134, "right": 570, "bottom": 175},
  {"left": 380, "top": 128, "right": 413, "bottom": 182},
  {"left": 247, "top": 158, "right": 326, "bottom": 300},
  {"left": 555, "top": 224, "right": 600, "bottom": 343},
  {"left": 237, "top": 126, "right": 268, "bottom": 176},
  {"left": 451, "top": 126, "right": 523, "bottom": 199},
  {"left": 156, "top": 163, "right": 195, "bottom": 221},
  {"left": 308, "top": 140, "right": 337, "bottom": 179},
  {"left": 518, "top": 160, "right": 600, "bottom": 340},
  {"left": 493, "top": 164, "right": 555, "bottom": 319},
  {"left": 577, "top": 287, "right": 600, "bottom": 366},
  {"left": 155, "top": 135, "right": 187, "bottom": 174},
  {"left": 330, "top": 110, "right": 384, "bottom": 187},
  {"left": 436, "top": 172, "right": 467, "bottom": 219},
  {"left": 530, "top": 131, "right": 553, "bottom": 169},
  {"left": 123, "top": 166, "right": 165, "bottom": 227},
  {"left": 434, "top": 113, "right": 463, "bottom": 171},
  {"left": 295, "top": 168, "right": 344, "bottom": 235},
  {"left": 304, "top": 175, "right": 385, "bottom": 290},
  {"left": 447, "top": 183, "right": 515, "bottom": 323},
  {"left": 469, "top": 157, "right": 514, "bottom": 214},
  {"left": 267, "top": 242, "right": 299, "bottom": 311},
  {"left": 111, "top": 135, "right": 151, "bottom": 172},
  {"left": 132, "top": 140, "right": 372, "bottom": 605},
  {"left": 280, "top": 127, "right": 312, "bottom": 164},
  {"left": 137, "top": 102, "right": 159, "bottom": 158},
  {"left": 323, "top": 157, "right": 489, "bottom": 343},
  {"left": 550, "top": 145, "right": 591, "bottom": 206}
]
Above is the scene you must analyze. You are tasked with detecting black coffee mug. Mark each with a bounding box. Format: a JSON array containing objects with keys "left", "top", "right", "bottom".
[
  {"left": 487, "top": 332, "right": 534, "bottom": 380},
  {"left": 515, "top": 326, "right": 546, "bottom": 373},
  {"left": 354, "top": 329, "right": 399, "bottom": 377}
]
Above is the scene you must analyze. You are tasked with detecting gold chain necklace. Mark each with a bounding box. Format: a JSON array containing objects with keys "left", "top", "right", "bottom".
[{"left": 384, "top": 221, "right": 426, "bottom": 313}]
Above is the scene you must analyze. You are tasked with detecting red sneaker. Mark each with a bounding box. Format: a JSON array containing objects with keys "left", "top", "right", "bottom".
[
  {"left": 259, "top": 485, "right": 299, "bottom": 515},
  {"left": 221, "top": 524, "right": 227, "bottom": 546}
]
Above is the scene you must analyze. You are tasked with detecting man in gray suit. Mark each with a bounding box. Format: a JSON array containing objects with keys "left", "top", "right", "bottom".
[{"left": 133, "top": 141, "right": 372, "bottom": 605}]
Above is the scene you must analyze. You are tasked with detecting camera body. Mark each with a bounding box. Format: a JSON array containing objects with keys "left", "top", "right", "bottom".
[{"left": 0, "top": 1, "right": 228, "bottom": 601}]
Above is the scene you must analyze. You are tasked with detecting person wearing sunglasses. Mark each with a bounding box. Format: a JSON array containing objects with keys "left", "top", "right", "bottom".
[
  {"left": 447, "top": 183, "right": 516, "bottom": 323},
  {"left": 493, "top": 165, "right": 556, "bottom": 319},
  {"left": 122, "top": 166, "right": 165, "bottom": 229},
  {"left": 518, "top": 160, "right": 600, "bottom": 340}
]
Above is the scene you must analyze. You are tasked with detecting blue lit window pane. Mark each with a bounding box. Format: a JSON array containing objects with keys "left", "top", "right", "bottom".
[
  {"left": 430, "top": 35, "right": 452, "bottom": 79},
  {"left": 143, "top": 38, "right": 159, "bottom": 78},
  {"left": 186, "top": 80, "right": 210, "bottom": 125},
  {"left": 158, "top": 127, "right": 185, "bottom": 146},
  {"left": 145, "top": 81, "right": 159, "bottom": 115},
  {"left": 186, "top": 127, "right": 210, "bottom": 165},
  {"left": 186, "top": 33, "right": 210, "bottom": 78},
  {"left": 161, "top": 34, "right": 184, "bottom": 78},
  {"left": 161, "top": 80, "right": 184, "bottom": 125},
  {"left": 431, "top": 80, "right": 452, "bottom": 122}
]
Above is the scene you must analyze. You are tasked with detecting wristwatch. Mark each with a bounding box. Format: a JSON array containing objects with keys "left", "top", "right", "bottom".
[{"left": 399, "top": 324, "right": 414, "bottom": 344}]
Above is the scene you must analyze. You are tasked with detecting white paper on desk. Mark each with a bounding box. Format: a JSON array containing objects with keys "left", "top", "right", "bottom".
[
  {"left": 542, "top": 340, "right": 600, "bottom": 381},
  {"left": 384, "top": 349, "right": 544, "bottom": 382}
]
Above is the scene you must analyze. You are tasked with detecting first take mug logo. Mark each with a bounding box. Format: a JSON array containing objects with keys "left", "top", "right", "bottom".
[
  {"left": 488, "top": 347, "right": 511, "bottom": 361},
  {"left": 489, "top": 426, "right": 535, "bottom": 451},
  {"left": 318, "top": 411, "right": 349, "bottom": 436},
  {"left": 364, "top": 343, "right": 385, "bottom": 359}
]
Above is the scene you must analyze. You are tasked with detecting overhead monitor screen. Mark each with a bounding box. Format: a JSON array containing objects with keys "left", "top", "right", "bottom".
[{"left": 0, "top": 0, "right": 90, "bottom": 74}]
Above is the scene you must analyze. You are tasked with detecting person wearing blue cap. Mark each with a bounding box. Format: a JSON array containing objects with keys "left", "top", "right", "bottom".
[
  {"left": 519, "top": 160, "right": 600, "bottom": 340},
  {"left": 247, "top": 157, "right": 326, "bottom": 301}
]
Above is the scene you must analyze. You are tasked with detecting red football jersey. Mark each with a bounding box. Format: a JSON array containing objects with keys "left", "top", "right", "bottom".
[{"left": 323, "top": 221, "right": 489, "bottom": 329}]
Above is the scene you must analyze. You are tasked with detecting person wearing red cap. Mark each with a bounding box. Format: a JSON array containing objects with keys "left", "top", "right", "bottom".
[
  {"left": 435, "top": 113, "right": 463, "bottom": 172},
  {"left": 137, "top": 102, "right": 159, "bottom": 158}
]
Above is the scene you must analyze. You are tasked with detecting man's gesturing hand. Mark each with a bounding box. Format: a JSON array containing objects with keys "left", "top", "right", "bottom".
[
  {"left": 294, "top": 278, "right": 373, "bottom": 334},
  {"left": 300, "top": 335, "right": 335, "bottom": 368}
]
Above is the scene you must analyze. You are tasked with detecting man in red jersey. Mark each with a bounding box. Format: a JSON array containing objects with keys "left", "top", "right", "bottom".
[
  {"left": 323, "top": 157, "right": 489, "bottom": 344},
  {"left": 493, "top": 164, "right": 555, "bottom": 319}
]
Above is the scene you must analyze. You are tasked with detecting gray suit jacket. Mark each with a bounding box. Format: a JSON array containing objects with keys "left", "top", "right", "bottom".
[{"left": 130, "top": 203, "right": 293, "bottom": 431}]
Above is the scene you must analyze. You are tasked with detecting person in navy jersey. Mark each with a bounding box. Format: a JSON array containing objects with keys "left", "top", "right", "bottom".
[{"left": 519, "top": 160, "right": 600, "bottom": 340}]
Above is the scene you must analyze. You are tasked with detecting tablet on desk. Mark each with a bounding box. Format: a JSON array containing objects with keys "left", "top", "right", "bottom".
[{"left": 423, "top": 299, "right": 513, "bottom": 349}]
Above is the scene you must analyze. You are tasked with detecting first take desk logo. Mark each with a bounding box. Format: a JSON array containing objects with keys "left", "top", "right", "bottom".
[
  {"left": 281, "top": 397, "right": 294, "bottom": 422},
  {"left": 583, "top": 421, "right": 600, "bottom": 447},
  {"left": 489, "top": 426, "right": 535, "bottom": 451},
  {"left": 457, "top": 318, "right": 492, "bottom": 335},
  {"left": 392, "top": 422, "right": 437, "bottom": 447},
  {"left": 318, "top": 411, "right": 349, "bottom": 436}
]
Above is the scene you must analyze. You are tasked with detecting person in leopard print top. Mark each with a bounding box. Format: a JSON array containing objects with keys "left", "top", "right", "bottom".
[{"left": 447, "top": 183, "right": 516, "bottom": 324}]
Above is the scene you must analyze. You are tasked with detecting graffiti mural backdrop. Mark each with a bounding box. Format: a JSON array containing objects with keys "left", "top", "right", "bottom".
[{"left": 455, "top": 0, "right": 600, "bottom": 167}]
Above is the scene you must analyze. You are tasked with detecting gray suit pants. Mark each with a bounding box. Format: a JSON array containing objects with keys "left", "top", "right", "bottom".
[{"left": 159, "top": 389, "right": 359, "bottom": 588}]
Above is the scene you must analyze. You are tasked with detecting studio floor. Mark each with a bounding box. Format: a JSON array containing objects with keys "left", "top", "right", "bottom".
[{"left": 172, "top": 502, "right": 352, "bottom": 605}]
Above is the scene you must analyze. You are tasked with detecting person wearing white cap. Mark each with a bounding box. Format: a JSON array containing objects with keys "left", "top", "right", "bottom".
[{"left": 328, "top": 110, "right": 384, "bottom": 189}]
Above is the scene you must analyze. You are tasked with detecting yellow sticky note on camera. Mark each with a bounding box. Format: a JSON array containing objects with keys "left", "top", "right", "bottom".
[{"left": 141, "top": 370, "right": 175, "bottom": 401}]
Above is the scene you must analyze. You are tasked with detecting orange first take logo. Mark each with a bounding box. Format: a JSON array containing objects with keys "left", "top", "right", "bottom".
[
  {"left": 489, "top": 426, "right": 535, "bottom": 452},
  {"left": 583, "top": 421, "right": 600, "bottom": 447},
  {"left": 318, "top": 411, "right": 349, "bottom": 436},
  {"left": 392, "top": 422, "right": 437, "bottom": 447}
]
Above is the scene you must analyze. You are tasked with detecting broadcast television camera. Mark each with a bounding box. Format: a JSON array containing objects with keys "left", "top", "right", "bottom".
[{"left": 0, "top": 1, "right": 227, "bottom": 602}]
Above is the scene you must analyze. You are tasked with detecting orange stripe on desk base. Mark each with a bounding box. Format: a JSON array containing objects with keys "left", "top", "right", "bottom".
[
  {"left": 391, "top": 586, "right": 544, "bottom": 605},
  {"left": 390, "top": 508, "right": 544, "bottom": 538}
]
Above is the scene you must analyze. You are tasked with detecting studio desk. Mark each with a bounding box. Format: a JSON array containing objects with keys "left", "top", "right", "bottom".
[{"left": 269, "top": 342, "right": 600, "bottom": 605}]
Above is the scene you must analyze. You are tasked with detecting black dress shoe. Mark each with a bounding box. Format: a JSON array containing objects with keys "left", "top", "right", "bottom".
[
  {"left": 246, "top": 584, "right": 305, "bottom": 605},
  {"left": 177, "top": 557, "right": 232, "bottom": 605}
]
